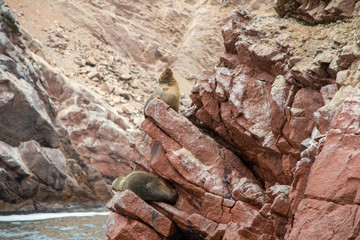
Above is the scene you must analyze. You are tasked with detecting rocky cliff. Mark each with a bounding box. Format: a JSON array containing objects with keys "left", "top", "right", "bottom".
[
  {"left": 106, "top": 1, "right": 360, "bottom": 240},
  {"left": 2, "top": 0, "right": 360, "bottom": 238},
  {"left": 0, "top": 2, "right": 122, "bottom": 211},
  {"left": 2, "top": 0, "right": 261, "bottom": 212},
  {"left": 5, "top": 0, "right": 254, "bottom": 187},
  {"left": 1, "top": 0, "right": 255, "bottom": 212}
]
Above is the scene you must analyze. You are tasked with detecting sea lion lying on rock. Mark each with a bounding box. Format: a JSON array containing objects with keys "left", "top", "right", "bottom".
[{"left": 112, "top": 171, "right": 178, "bottom": 205}]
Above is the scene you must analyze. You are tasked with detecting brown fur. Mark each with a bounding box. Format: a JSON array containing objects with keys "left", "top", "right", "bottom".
[
  {"left": 112, "top": 171, "right": 178, "bottom": 204},
  {"left": 144, "top": 68, "right": 180, "bottom": 115}
]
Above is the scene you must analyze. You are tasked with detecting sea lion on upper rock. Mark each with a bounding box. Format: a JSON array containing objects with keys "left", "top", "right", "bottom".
[
  {"left": 112, "top": 171, "right": 178, "bottom": 204},
  {"left": 144, "top": 68, "right": 180, "bottom": 115},
  {"left": 222, "top": 0, "right": 239, "bottom": 3}
]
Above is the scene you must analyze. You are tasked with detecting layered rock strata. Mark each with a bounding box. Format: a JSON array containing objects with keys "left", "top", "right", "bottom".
[
  {"left": 107, "top": 6, "right": 360, "bottom": 240},
  {"left": 0, "top": 3, "right": 132, "bottom": 211},
  {"left": 275, "top": 0, "right": 359, "bottom": 24},
  {"left": 190, "top": 6, "right": 360, "bottom": 187},
  {"left": 107, "top": 100, "right": 291, "bottom": 239}
]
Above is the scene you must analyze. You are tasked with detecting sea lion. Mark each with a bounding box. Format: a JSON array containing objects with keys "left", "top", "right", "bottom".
[
  {"left": 222, "top": 0, "right": 239, "bottom": 3},
  {"left": 112, "top": 171, "right": 178, "bottom": 204},
  {"left": 144, "top": 68, "right": 180, "bottom": 115}
]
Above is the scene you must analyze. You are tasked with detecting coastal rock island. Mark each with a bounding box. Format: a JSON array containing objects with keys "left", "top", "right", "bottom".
[{"left": 2, "top": 0, "right": 360, "bottom": 239}]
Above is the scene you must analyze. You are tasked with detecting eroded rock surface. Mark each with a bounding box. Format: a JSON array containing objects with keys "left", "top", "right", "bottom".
[
  {"left": 37, "top": 57, "right": 136, "bottom": 179},
  {"left": 107, "top": 100, "right": 289, "bottom": 239},
  {"left": 0, "top": 3, "right": 117, "bottom": 211},
  {"left": 275, "top": 0, "right": 358, "bottom": 24},
  {"left": 190, "top": 7, "right": 360, "bottom": 189},
  {"left": 2, "top": 0, "right": 360, "bottom": 239},
  {"left": 287, "top": 88, "right": 360, "bottom": 239},
  {"left": 107, "top": 5, "right": 360, "bottom": 240}
]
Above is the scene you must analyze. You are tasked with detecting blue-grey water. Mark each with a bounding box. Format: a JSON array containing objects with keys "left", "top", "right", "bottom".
[{"left": 0, "top": 206, "right": 109, "bottom": 240}]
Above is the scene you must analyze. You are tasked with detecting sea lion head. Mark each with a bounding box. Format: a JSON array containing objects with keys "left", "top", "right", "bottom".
[
  {"left": 112, "top": 176, "right": 125, "bottom": 191},
  {"left": 158, "top": 68, "right": 174, "bottom": 84}
]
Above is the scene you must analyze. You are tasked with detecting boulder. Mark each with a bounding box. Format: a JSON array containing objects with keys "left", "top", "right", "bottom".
[
  {"left": 107, "top": 190, "right": 176, "bottom": 237},
  {"left": 107, "top": 212, "right": 163, "bottom": 240}
]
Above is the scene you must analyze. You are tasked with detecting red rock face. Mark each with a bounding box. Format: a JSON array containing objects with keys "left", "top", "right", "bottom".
[
  {"left": 107, "top": 100, "right": 290, "bottom": 239},
  {"left": 287, "top": 89, "right": 360, "bottom": 239},
  {"left": 107, "top": 212, "right": 163, "bottom": 240},
  {"left": 38, "top": 57, "right": 135, "bottom": 180},
  {"left": 0, "top": 8, "right": 113, "bottom": 211},
  {"left": 107, "top": 190, "right": 176, "bottom": 237},
  {"left": 107, "top": 5, "right": 360, "bottom": 240},
  {"left": 275, "top": 0, "right": 356, "bottom": 24}
]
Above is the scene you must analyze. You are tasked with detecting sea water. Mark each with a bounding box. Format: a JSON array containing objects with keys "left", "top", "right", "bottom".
[{"left": 0, "top": 206, "right": 109, "bottom": 240}]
